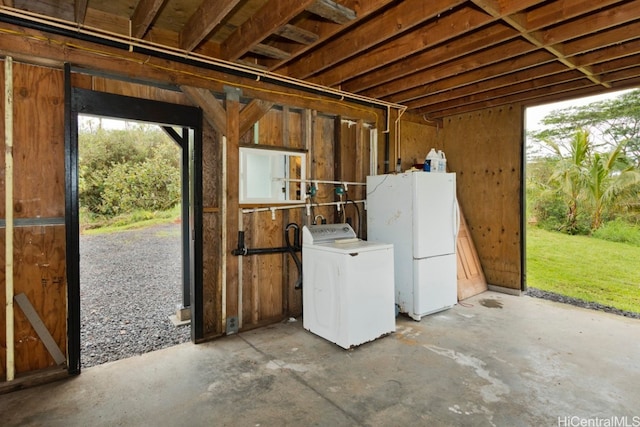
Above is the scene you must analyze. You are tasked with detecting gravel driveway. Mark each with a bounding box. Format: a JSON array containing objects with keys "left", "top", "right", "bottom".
[{"left": 80, "top": 222, "right": 191, "bottom": 368}]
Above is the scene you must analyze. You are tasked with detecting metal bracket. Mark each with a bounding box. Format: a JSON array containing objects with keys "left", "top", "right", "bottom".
[
  {"left": 223, "top": 86, "right": 242, "bottom": 102},
  {"left": 226, "top": 316, "right": 239, "bottom": 335}
]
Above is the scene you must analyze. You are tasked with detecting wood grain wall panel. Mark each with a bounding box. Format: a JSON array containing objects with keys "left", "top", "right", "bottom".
[
  {"left": 202, "top": 212, "right": 221, "bottom": 337},
  {"left": 398, "top": 106, "right": 523, "bottom": 290},
  {"left": 399, "top": 120, "right": 439, "bottom": 170},
  {"left": 1, "top": 62, "right": 67, "bottom": 378},
  {"left": 12, "top": 62, "right": 65, "bottom": 219},
  {"left": 257, "top": 109, "right": 282, "bottom": 146},
  {"left": 0, "top": 61, "right": 5, "bottom": 218},
  {"left": 11, "top": 226, "right": 67, "bottom": 373},
  {"left": 90, "top": 78, "right": 190, "bottom": 106},
  {"left": 443, "top": 106, "right": 523, "bottom": 290},
  {"left": 202, "top": 121, "right": 222, "bottom": 337},
  {"left": 0, "top": 235, "right": 4, "bottom": 376}
]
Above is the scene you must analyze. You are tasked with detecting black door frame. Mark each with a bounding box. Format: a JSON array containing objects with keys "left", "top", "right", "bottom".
[{"left": 65, "top": 76, "right": 203, "bottom": 375}]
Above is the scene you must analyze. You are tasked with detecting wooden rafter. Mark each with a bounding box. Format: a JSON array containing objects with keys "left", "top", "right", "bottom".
[
  {"left": 221, "top": 0, "right": 315, "bottom": 61},
  {"left": 284, "top": 0, "right": 468, "bottom": 80},
  {"left": 74, "top": 0, "right": 88, "bottom": 24},
  {"left": 180, "top": 0, "right": 242, "bottom": 52},
  {"left": 311, "top": 6, "right": 496, "bottom": 88},
  {"left": 274, "top": 24, "right": 319, "bottom": 45},
  {"left": 130, "top": 0, "right": 166, "bottom": 39},
  {"left": 365, "top": 38, "right": 539, "bottom": 100},
  {"left": 270, "top": 0, "right": 396, "bottom": 71},
  {"left": 3, "top": 0, "right": 640, "bottom": 118},
  {"left": 306, "top": 0, "right": 356, "bottom": 24},
  {"left": 343, "top": 24, "right": 518, "bottom": 94}
]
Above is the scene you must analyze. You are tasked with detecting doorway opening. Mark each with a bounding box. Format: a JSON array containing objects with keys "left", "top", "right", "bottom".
[
  {"left": 66, "top": 87, "right": 203, "bottom": 374},
  {"left": 78, "top": 116, "right": 189, "bottom": 367}
]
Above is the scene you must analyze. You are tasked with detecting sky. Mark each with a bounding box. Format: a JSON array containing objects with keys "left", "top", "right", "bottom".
[{"left": 524, "top": 88, "right": 634, "bottom": 132}]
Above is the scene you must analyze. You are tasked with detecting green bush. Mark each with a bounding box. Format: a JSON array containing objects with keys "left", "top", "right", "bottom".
[
  {"left": 592, "top": 219, "right": 640, "bottom": 246},
  {"left": 79, "top": 124, "right": 181, "bottom": 218},
  {"left": 98, "top": 156, "right": 181, "bottom": 216}
]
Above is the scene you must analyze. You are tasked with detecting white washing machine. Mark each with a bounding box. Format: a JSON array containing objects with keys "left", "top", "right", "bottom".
[{"left": 302, "top": 223, "right": 395, "bottom": 349}]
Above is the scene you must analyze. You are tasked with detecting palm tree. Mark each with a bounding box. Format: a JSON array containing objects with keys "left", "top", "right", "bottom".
[
  {"left": 585, "top": 145, "right": 640, "bottom": 230},
  {"left": 546, "top": 129, "right": 590, "bottom": 234}
]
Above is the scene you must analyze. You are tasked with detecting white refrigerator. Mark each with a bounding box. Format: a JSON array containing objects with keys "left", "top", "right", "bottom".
[{"left": 366, "top": 172, "right": 459, "bottom": 320}]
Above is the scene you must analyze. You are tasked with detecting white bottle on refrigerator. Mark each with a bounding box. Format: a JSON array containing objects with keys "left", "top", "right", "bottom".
[{"left": 366, "top": 172, "right": 460, "bottom": 320}]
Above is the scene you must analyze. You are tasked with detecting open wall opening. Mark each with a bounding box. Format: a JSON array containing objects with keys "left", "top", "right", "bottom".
[
  {"left": 67, "top": 85, "right": 203, "bottom": 374},
  {"left": 78, "top": 116, "right": 189, "bottom": 367},
  {"left": 524, "top": 89, "right": 640, "bottom": 318}
]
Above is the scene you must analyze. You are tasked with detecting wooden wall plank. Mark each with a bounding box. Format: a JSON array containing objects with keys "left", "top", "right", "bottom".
[
  {"left": 12, "top": 62, "right": 65, "bottom": 219},
  {"left": 224, "top": 93, "right": 240, "bottom": 328},
  {"left": 91, "top": 78, "right": 190, "bottom": 106},
  {"left": 11, "top": 226, "right": 67, "bottom": 373},
  {"left": 398, "top": 107, "right": 523, "bottom": 290},
  {"left": 1, "top": 62, "right": 66, "bottom": 378},
  {"left": 201, "top": 121, "right": 222, "bottom": 337}
]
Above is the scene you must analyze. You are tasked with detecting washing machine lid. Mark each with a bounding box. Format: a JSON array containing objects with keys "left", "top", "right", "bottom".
[
  {"left": 304, "top": 239, "right": 393, "bottom": 254},
  {"left": 302, "top": 223, "right": 356, "bottom": 244}
]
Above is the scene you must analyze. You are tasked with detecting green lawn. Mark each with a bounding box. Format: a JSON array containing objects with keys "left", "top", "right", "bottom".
[{"left": 527, "top": 227, "right": 640, "bottom": 314}]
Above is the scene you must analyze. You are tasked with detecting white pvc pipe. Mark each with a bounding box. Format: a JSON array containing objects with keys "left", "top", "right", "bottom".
[
  {"left": 242, "top": 199, "right": 366, "bottom": 215},
  {"left": 221, "top": 136, "right": 227, "bottom": 329},
  {"left": 5, "top": 56, "right": 15, "bottom": 382}
]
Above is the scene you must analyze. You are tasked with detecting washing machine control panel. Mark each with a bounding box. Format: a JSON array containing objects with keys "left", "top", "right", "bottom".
[{"left": 302, "top": 223, "right": 356, "bottom": 244}]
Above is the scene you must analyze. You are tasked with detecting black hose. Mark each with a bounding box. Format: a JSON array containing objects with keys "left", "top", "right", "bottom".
[
  {"left": 346, "top": 199, "right": 361, "bottom": 239},
  {"left": 285, "top": 223, "right": 303, "bottom": 289}
]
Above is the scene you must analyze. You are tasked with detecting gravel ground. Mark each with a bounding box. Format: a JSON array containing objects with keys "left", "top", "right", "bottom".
[
  {"left": 80, "top": 222, "right": 191, "bottom": 368},
  {"left": 525, "top": 287, "right": 640, "bottom": 320}
]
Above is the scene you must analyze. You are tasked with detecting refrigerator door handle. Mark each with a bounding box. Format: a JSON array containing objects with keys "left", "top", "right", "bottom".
[{"left": 453, "top": 198, "right": 461, "bottom": 238}]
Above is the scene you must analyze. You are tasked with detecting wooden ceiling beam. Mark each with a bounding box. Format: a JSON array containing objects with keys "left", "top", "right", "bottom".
[
  {"left": 311, "top": 6, "right": 494, "bottom": 88},
  {"left": 269, "top": 0, "right": 395, "bottom": 71},
  {"left": 590, "top": 53, "right": 640, "bottom": 75},
  {"left": 537, "top": 1, "right": 640, "bottom": 46},
  {"left": 573, "top": 38, "right": 640, "bottom": 68},
  {"left": 344, "top": 24, "right": 517, "bottom": 94},
  {"left": 419, "top": 70, "right": 586, "bottom": 114},
  {"left": 407, "top": 61, "right": 569, "bottom": 111},
  {"left": 470, "top": 0, "right": 543, "bottom": 17},
  {"left": 473, "top": 0, "right": 635, "bottom": 91},
  {"left": 561, "top": 22, "right": 640, "bottom": 57},
  {"left": 221, "top": 0, "right": 315, "bottom": 61},
  {"left": 601, "top": 65, "right": 640, "bottom": 86},
  {"left": 389, "top": 51, "right": 559, "bottom": 105},
  {"left": 75, "top": 0, "right": 88, "bottom": 24},
  {"left": 130, "top": 0, "right": 167, "bottom": 39},
  {"left": 180, "top": 0, "right": 242, "bottom": 52},
  {"left": 425, "top": 79, "right": 595, "bottom": 119},
  {"left": 306, "top": 0, "right": 356, "bottom": 24},
  {"left": 283, "top": 0, "right": 467, "bottom": 80},
  {"left": 415, "top": 68, "right": 584, "bottom": 109},
  {"left": 365, "top": 38, "right": 539, "bottom": 100},
  {"left": 521, "top": 0, "right": 624, "bottom": 31},
  {"left": 250, "top": 43, "right": 291, "bottom": 60},
  {"left": 274, "top": 24, "right": 319, "bottom": 45}
]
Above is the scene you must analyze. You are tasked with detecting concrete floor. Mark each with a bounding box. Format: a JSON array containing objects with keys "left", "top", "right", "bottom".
[{"left": 1, "top": 291, "right": 639, "bottom": 427}]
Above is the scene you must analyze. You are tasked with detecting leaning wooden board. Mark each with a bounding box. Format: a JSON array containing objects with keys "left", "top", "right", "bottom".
[{"left": 456, "top": 206, "right": 488, "bottom": 301}]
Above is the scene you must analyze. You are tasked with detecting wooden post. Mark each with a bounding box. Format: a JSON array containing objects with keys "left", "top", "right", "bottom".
[
  {"left": 224, "top": 86, "right": 240, "bottom": 334},
  {"left": 5, "top": 56, "right": 15, "bottom": 381}
]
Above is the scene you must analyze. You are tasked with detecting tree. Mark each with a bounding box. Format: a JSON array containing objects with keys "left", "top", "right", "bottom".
[
  {"left": 530, "top": 89, "right": 640, "bottom": 167},
  {"left": 545, "top": 129, "right": 590, "bottom": 234},
  {"left": 585, "top": 147, "right": 640, "bottom": 230}
]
